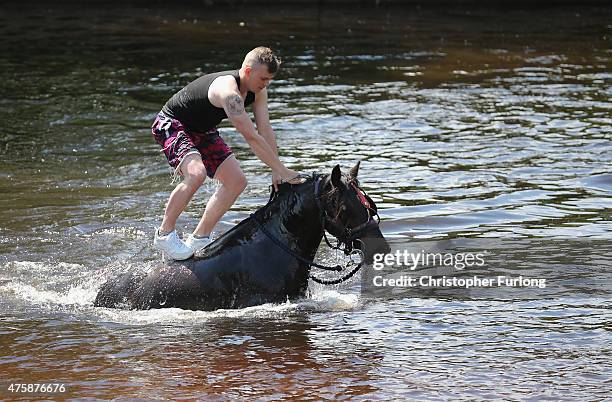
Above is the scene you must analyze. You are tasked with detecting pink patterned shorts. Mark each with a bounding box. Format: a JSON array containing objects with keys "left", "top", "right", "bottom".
[{"left": 151, "top": 111, "right": 233, "bottom": 179}]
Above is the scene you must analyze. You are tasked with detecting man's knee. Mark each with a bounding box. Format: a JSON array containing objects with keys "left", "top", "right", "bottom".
[
  {"left": 230, "top": 172, "right": 248, "bottom": 194},
  {"left": 184, "top": 169, "right": 206, "bottom": 188},
  {"left": 214, "top": 156, "right": 247, "bottom": 194},
  {"left": 181, "top": 156, "right": 207, "bottom": 188}
]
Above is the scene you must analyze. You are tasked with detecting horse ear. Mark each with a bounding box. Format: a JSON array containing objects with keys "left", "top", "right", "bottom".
[
  {"left": 349, "top": 160, "right": 361, "bottom": 180},
  {"left": 331, "top": 164, "right": 342, "bottom": 187}
]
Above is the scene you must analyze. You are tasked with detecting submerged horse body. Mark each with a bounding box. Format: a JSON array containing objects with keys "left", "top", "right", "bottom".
[{"left": 94, "top": 163, "right": 390, "bottom": 311}]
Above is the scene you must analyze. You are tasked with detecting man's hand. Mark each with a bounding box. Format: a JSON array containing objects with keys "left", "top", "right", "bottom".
[
  {"left": 272, "top": 168, "right": 304, "bottom": 192},
  {"left": 272, "top": 171, "right": 283, "bottom": 192}
]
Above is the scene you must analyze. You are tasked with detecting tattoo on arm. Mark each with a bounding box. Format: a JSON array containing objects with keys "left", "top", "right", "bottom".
[{"left": 226, "top": 94, "right": 245, "bottom": 117}]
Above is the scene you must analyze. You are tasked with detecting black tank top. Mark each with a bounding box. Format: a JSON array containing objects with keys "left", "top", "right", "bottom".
[{"left": 161, "top": 69, "right": 255, "bottom": 132}]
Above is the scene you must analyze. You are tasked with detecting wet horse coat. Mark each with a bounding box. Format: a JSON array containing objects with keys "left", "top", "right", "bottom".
[{"left": 94, "top": 166, "right": 389, "bottom": 311}]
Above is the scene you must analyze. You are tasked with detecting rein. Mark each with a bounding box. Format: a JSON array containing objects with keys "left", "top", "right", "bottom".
[
  {"left": 250, "top": 216, "right": 343, "bottom": 273},
  {"left": 251, "top": 173, "right": 381, "bottom": 285}
]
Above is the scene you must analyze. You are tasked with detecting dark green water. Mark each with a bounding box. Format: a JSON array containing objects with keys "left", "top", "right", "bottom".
[{"left": 0, "top": 3, "right": 610, "bottom": 400}]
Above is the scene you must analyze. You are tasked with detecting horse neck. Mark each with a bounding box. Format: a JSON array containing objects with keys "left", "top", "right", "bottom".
[{"left": 261, "top": 182, "right": 324, "bottom": 258}]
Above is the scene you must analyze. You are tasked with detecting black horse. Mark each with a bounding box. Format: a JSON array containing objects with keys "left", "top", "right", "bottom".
[{"left": 94, "top": 162, "right": 390, "bottom": 311}]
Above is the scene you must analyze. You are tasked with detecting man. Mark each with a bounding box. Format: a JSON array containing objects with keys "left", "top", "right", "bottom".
[{"left": 151, "top": 46, "right": 301, "bottom": 260}]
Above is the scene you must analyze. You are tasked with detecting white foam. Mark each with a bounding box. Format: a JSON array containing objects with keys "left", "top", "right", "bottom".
[
  {"left": 94, "top": 289, "right": 360, "bottom": 326},
  {"left": 1, "top": 259, "right": 361, "bottom": 324},
  {"left": 304, "top": 288, "right": 360, "bottom": 311},
  {"left": 0, "top": 260, "right": 107, "bottom": 308},
  {"left": 4, "top": 283, "right": 84, "bottom": 306},
  {"left": 91, "top": 227, "right": 147, "bottom": 238},
  {"left": 1, "top": 277, "right": 100, "bottom": 307},
  {"left": 2, "top": 261, "right": 84, "bottom": 275},
  {"left": 95, "top": 299, "right": 300, "bottom": 325}
]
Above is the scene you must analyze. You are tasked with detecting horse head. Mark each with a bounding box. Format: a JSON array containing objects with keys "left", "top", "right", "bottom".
[{"left": 315, "top": 161, "right": 391, "bottom": 264}]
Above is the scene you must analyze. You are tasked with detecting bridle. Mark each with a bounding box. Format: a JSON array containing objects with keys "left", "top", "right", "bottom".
[
  {"left": 313, "top": 175, "right": 380, "bottom": 255},
  {"left": 251, "top": 173, "right": 382, "bottom": 285}
]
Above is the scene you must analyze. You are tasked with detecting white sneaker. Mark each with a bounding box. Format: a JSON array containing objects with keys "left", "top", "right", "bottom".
[
  {"left": 153, "top": 229, "right": 193, "bottom": 260},
  {"left": 185, "top": 234, "right": 212, "bottom": 255}
]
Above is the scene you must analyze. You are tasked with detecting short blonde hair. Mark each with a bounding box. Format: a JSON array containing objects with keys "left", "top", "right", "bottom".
[{"left": 243, "top": 46, "right": 281, "bottom": 74}]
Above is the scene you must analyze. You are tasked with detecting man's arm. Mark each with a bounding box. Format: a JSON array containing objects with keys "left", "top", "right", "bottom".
[
  {"left": 209, "top": 76, "right": 292, "bottom": 179},
  {"left": 253, "top": 88, "right": 279, "bottom": 156},
  {"left": 253, "top": 88, "right": 287, "bottom": 190}
]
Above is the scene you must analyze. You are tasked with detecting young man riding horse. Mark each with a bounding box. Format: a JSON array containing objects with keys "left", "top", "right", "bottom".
[
  {"left": 94, "top": 164, "right": 391, "bottom": 311},
  {"left": 152, "top": 47, "right": 302, "bottom": 260}
]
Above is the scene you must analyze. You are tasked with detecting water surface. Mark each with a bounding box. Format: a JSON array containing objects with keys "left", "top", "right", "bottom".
[{"left": 0, "top": 3, "right": 610, "bottom": 400}]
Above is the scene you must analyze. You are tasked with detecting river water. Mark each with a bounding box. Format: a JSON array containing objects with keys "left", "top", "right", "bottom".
[{"left": 1, "top": 3, "right": 610, "bottom": 400}]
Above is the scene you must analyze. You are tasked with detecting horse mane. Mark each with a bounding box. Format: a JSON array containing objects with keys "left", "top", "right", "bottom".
[{"left": 195, "top": 173, "right": 323, "bottom": 258}]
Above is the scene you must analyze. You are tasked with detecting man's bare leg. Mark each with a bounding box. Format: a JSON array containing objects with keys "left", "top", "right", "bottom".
[
  {"left": 159, "top": 153, "right": 207, "bottom": 233},
  {"left": 193, "top": 155, "right": 247, "bottom": 237}
]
